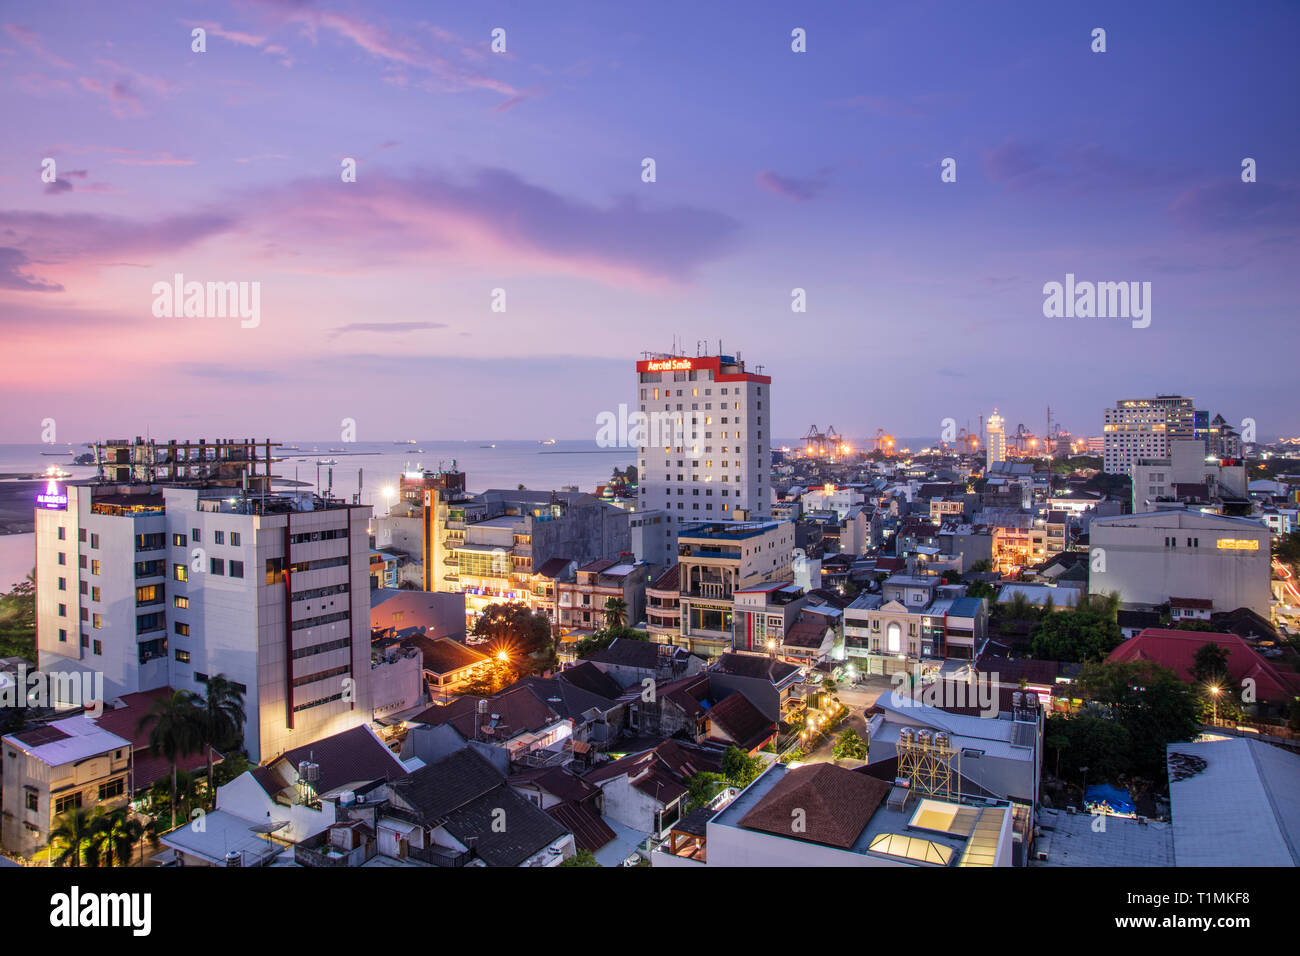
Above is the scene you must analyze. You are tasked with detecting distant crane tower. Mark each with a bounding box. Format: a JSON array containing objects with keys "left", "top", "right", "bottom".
[
  {"left": 800, "top": 425, "right": 843, "bottom": 457},
  {"left": 869, "top": 428, "right": 897, "bottom": 454}
]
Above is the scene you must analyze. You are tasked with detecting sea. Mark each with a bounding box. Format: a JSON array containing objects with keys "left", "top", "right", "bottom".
[{"left": 0, "top": 439, "right": 637, "bottom": 594}]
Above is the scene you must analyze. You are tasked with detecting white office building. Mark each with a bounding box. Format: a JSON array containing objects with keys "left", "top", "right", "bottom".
[
  {"left": 35, "top": 442, "right": 373, "bottom": 763},
  {"left": 636, "top": 353, "right": 771, "bottom": 553},
  {"left": 1102, "top": 396, "right": 1201, "bottom": 476},
  {"left": 1088, "top": 511, "right": 1271, "bottom": 616}
]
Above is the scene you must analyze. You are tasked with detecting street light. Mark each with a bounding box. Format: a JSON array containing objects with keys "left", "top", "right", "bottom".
[{"left": 1209, "top": 685, "right": 1221, "bottom": 724}]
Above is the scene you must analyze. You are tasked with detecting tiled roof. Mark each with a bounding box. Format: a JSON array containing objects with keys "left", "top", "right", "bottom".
[
  {"left": 659, "top": 673, "right": 711, "bottom": 719},
  {"left": 534, "top": 557, "right": 575, "bottom": 579},
  {"left": 388, "top": 747, "right": 505, "bottom": 820},
  {"left": 706, "top": 692, "right": 775, "bottom": 751},
  {"left": 713, "top": 651, "right": 800, "bottom": 684},
  {"left": 739, "top": 764, "right": 890, "bottom": 849},
  {"left": 510, "top": 766, "right": 600, "bottom": 804},
  {"left": 400, "top": 634, "right": 489, "bottom": 675},
  {"left": 557, "top": 661, "right": 624, "bottom": 700},
  {"left": 91, "top": 688, "right": 217, "bottom": 790},
  {"left": 649, "top": 564, "right": 681, "bottom": 591},
  {"left": 587, "top": 639, "right": 681, "bottom": 670},
  {"left": 270, "top": 724, "right": 407, "bottom": 795},
  {"left": 1109, "top": 629, "right": 1300, "bottom": 701},
  {"left": 546, "top": 800, "right": 616, "bottom": 853},
  {"left": 975, "top": 655, "right": 1062, "bottom": 686},
  {"left": 500, "top": 675, "right": 619, "bottom": 720},
  {"left": 782, "top": 615, "right": 830, "bottom": 649},
  {"left": 411, "top": 686, "right": 561, "bottom": 740}
]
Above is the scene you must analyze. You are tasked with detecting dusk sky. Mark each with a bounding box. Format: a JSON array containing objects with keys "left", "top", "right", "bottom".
[{"left": 2, "top": 1, "right": 1297, "bottom": 444}]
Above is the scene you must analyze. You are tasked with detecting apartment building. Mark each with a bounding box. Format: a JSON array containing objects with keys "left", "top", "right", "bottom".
[
  {"left": 843, "top": 577, "right": 986, "bottom": 673},
  {"left": 636, "top": 353, "right": 772, "bottom": 553},
  {"left": 556, "top": 558, "right": 650, "bottom": 632},
  {"left": 985, "top": 410, "right": 1006, "bottom": 469},
  {"left": 653, "top": 763, "right": 1014, "bottom": 868},
  {"left": 974, "top": 510, "right": 1047, "bottom": 574},
  {"left": 1088, "top": 511, "right": 1271, "bottom": 616},
  {"left": 645, "top": 565, "right": 683, "bottom": 641},
  {"left": 674, "top": 522, "right": 795, "bottom": 657},
  {"left": 423, "top": 488, "right": 631, "bottom": 622},
  {"left": 35, "top": 438, "right": 373, "bottom": 763},
  {"left": 1131, "top": 440, "right": 1248, "bottom": 513},
  {"left": 731, "top": 582, "right": 807, "bottom": 654},
  {"left": 1, "top": 716, "right": 131, "bottom": 859}
]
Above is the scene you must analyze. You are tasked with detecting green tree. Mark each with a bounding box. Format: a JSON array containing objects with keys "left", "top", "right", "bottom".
[
  {"left": 49, "top": 806, "right": 96, "bottom": 867},
  {"left": 559, "top": 848, "right": 601, "bottom": 867},
  {"left": 965, "top": 580, "right": 995, "bottom": 601},
  {"left": 832, "top": 727, "right": 868, "bottom": 761},
  {"left": 1191, "top": 643, "right": 1231, "bottom": 686},
  {"left": 1044, "top": 713, "right": 1130, "bottom": 783},
  {"left": 685, "top": 771, "right": 727, "bottom": 811},
  {"left": 0, "top": 569, "right": 36, "bottom": 663},
  {"left": 721, "top": 746, "right": 764, "bottom": 789},
  {"left": 574, "top": 625, "right": 649, "bottom": 659},
  {"left": 1075, "top": 659, "right": 1200, "bottom": 781},
  {"left": 88, "top": 805, "right": 145, "bottom": 867},
  {"left": 473, "top": 602, "right": 554, "bottom": 659},
  {"left": 195, "top": 675, "right": 246, "bottom": 809},
  {"left": 603, "top": 597, "right": 628, "bottom": 630},
  {"left": 1030, "top": 605, "right": 1123, "bottom": 662},
  {"left": 1046, "top": 731, "right": 1069, "bottom": 780},
  {"left": 137, "top": 689, "right": 204, "bottom": 829}
]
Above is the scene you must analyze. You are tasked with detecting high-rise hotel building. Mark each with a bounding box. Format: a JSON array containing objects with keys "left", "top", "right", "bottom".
[
  {"left": 35, "top": 438, "right": 373, "bottom": 763},
  {"left": 1103, "top": 395, "right": 1196, "bottom": 476},
  {"left": 635, "top": 353, "right": 772, "bottom": 551}
]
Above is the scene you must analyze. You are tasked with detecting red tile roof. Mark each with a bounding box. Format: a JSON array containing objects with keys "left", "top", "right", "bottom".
[
  {"left": 91, "top": 688, "right": 216, "bottom": 791},
  {"left": 546, "top": 800, "right": 616, "bottom": 853},
  {"left": 706, "top": 692, "right": 775, "bottom": 752},
  {"left": 400, "top": 634, "right": 489, "bottom": 676},
  {"left": 412, "top": 686, "right": 562, "bottom": 741},
  {"left": 1108, "top": 628, "right": 1300, "bottom": 701},
  {"left": 739, "top": 764, "right": 890, "bottom": 849},
  {"left": 649, "top": 564, "right": 681, "bottom": 591}
]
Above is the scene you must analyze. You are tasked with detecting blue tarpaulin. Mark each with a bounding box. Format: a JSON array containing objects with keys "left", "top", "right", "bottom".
[{"left": 1085, "top": 783, "right": 1136, "bottom": 815}]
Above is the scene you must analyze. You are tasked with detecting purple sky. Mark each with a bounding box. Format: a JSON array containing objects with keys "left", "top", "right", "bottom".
[{"left": 2, "top": 0, "right": 1298, "bottom": 444}]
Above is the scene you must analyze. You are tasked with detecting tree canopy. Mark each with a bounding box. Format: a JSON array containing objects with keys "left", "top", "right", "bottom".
[
  {"left": 1029, "top": 597, "right": 1122, "bottom": 662},
  {"left": 1074, "top": 659, "right": 1200, "bottom": 781}
]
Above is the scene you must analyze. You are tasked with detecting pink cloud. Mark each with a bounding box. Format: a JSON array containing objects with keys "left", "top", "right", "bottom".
[{"left": 3, "top": 23, "right": 73, "bottom": 70}]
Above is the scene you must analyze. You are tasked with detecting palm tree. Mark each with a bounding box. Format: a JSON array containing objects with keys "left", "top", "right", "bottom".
[
  {"left": 89, "top": 805, "right": 145, "bottom": 867},
  {"left": 603, "top": 597, "right": 627, "bottom": 630},
  {"left": 50, "top": 806, "right": 95, "bottom": 867},
  {"left": 196, "top": 675, "right": 246, "bottom": 808},
  {"left": 136, "top": 689, "right": 203, "bottom": 829}
]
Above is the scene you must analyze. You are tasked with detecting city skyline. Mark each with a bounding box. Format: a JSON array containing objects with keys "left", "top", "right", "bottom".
[{"left": 2, "top": 1, "right": 1298, "bottom": 442}]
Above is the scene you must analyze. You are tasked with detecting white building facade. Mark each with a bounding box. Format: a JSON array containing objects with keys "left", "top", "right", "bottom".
[
  {"left": 36, "top": 480, "right": 374, "bottom": 763},
  {"left": 636, "top": 353, "right": 771, "bottom": 553}
]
